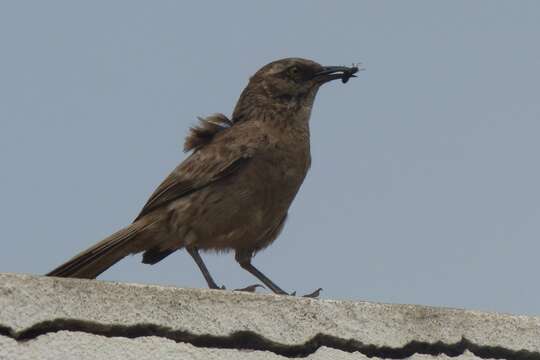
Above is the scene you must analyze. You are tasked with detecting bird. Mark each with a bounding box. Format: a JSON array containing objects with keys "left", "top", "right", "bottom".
[{"left": 46, "top": 58, "right": 359, "bottom": 297}]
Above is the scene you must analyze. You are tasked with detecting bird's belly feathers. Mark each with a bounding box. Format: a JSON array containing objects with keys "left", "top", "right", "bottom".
[{"left": 168, "top": 147, "right": 310, "bottom": 252}]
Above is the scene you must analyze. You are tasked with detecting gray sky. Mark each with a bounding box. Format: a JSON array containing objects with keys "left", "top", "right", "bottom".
[{"left": 1, "top": 1, "right": 540, "bottom": 316}]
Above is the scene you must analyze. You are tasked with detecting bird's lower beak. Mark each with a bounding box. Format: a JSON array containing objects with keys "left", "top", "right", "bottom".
[{"left": 314, "top": 65, "right": 360, "bottom": 84}]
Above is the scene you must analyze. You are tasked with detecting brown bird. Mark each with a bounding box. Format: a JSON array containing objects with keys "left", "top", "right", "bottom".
[{"left": 47, "top": 58, "right": 359, "bottom": 296}]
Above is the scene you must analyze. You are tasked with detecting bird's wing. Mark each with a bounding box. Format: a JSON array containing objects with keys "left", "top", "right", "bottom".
[{"left": 134, "top": 144, "right": 252, "bottom": 222}]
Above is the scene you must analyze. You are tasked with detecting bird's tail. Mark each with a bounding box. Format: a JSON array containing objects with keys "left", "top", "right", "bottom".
[{"left": 46, "top": 218, "right": 157, "bottom": 279}]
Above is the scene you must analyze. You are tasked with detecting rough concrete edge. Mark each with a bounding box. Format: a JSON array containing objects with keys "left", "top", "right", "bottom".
[
  {"left": 0, "top": 332, "right": 490, "bottom": 360},
  {"left": 1, "top": 273, "right": 539, "bottom": 359}
]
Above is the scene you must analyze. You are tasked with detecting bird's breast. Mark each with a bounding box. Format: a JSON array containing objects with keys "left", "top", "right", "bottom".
[{"left": 253, "top": 135, "right": 311, "bottom": 206}]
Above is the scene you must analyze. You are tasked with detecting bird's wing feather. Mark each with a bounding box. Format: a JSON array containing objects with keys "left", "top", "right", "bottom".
[{"left": 134, "top": 142, "right": 252, "bottom": 221}]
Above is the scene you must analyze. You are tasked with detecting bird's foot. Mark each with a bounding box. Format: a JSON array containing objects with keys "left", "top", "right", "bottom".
[
  {"left": 303, "top": 287, "right": 323, "bottom": 298},
  {"left": 290, "top": 288, "right": 322, "bottom": 298},
  {"left": 234, "top": 284, "right": 265, "bottom": 293},
  {"left": 209, "top": 284, "right": 226, "bottom": 290}
]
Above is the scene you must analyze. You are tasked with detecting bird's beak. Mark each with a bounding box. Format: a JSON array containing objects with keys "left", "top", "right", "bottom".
[{"left": 314, "top": 65, "right": 360, "bottom": 84}]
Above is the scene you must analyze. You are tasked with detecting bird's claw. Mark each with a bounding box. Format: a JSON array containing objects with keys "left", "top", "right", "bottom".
[
  {"left": 284, "top": 288, "right": 321, "bottom": 298},
  {"left": 234, "top": 284, "right": 265, "bottom": 293},
  {"left": 303, "top": 288, "right": 323, "bottom": 298}
]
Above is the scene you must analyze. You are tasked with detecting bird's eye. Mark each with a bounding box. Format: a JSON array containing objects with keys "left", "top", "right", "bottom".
[{"left": 287, "top": 66, "right": 300, "bottom": 78}]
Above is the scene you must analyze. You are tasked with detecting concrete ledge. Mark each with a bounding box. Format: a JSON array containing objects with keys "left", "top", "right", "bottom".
[{"left": 1, "top": 273, "right": 539, "bottom": 359}]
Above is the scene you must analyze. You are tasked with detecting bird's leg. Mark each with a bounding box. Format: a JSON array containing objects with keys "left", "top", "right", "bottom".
[
  {"left": 187, "top": 247, "right": 224, "bottom": 290},
  {"left": 235, "top": 251, "right": 322, "bottom": 297},
  {"left": 235, "top": 252, "right": 288, "bottom": 295}
]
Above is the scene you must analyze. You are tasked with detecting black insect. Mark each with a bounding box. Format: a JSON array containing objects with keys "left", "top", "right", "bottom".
[{"left": 341, "top": 63, "right": 363, "bottom": 83}]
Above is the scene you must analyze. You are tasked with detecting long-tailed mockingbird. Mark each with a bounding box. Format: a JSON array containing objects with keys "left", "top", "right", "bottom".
[{"left": 47, "top": 58, "right": 359, "bottom": 297}]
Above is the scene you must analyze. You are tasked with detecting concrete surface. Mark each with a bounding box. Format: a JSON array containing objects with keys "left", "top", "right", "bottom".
[
  {"left": 1, "top": 273, "right": 539, "bottom": 359},
  {"left": 0, "top": 333, "right": 488, "bottom": 360}
]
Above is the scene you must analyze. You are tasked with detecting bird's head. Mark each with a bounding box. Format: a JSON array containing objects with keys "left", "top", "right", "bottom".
[
  {"left": 251, "top": 58, "right": 358, "bottom": 101},
  {"left": 232, "top": 58, "right": 359, "bottom": 122}
]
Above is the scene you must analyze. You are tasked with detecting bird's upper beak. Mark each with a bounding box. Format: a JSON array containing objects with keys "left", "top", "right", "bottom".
[{"left": 314, "top": 65, "right": 360, "bottom": 84}]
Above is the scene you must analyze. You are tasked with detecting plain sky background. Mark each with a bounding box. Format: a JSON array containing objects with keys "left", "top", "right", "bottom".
[{"left": 1, "top": 1, "right": 539, "bottom": 316}]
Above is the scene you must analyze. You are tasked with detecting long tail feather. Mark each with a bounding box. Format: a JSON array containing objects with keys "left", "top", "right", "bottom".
[{"left": 46, "top": 219, "right": 155, "bottom": 279}]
